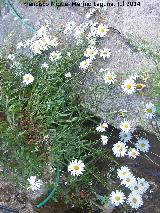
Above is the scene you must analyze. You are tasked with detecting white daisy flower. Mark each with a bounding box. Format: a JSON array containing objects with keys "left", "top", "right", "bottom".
[
  {"left": 144, "top": 102, "right": 156, "bottom": 119},
  {"left": 128, "top": 148, "right": 140, "bottom": 159},
  {"left": 130, "top": 182, "right": 144, "bottom": 195},
  {"left": 49, "top": 36, "right": 58, "bottom": 48},
  {"left": 23, "top": 73, "right": 34, "bottom": 85},
  {"left": 137, "top": 178, "right": 150, "bottom": 193},
  {"left": 135, "top": 138, "right": 150, "bottom": 153},
  {"left": 39, "top": 36, "right": 51, "bottom": 48},
  {"left": 88, "top": 23, "right": 98, "bottom": 38},
  {"left": 112, "top": 141, "right": 127, "bottom": 157},
  {"left": 119, "top": 131, "right": 133, "bottom": 143},
  {"left": 101, "top": 135, "right": 109, "bottom": 145},
  {"left": 49, "top": 51, "right": 62, "bottom": 61},
  {"left": 74, "top": 23, "right": 87, "bottom": 39},
  {"left": 85, "top": 8, "right": 97, "bottom": 19},
  {"left": 120, "top": 120, "right": 131, "bottom": 133},
  {"left": 27, "top": 176, "right": 43, "bottom": 192},
  {"left": 41, "top": 62, "right": 49, "bottom": 70},
  {"left": 37, "top": 26, "right": 47, "bottom": 37},
  {"left": 87, "top": 31, "right": 96, "bottom": 40},
  {"left": 88, "top": 38, "right": 97, "bottom": 46},
  {"left": 8, "top": 54, "right": 15, "bottom": 61},
  {"left": 25, "top": 39, "right": 32, "bottom": 47},
  {"left": 121, "top": 79, "right": 136, "bottom": 94},
  {"left": 99, "top": 48, "right": 111, "bottom": 60},
  {"left": 79, "top": 58, "right": 92, "bottom": 70},
  {"left": 68, "top": 159, "right": 85, "bottom": 176},
  {"left": 97, "top": 23, "right": 109, "bottom": 37},
  {"left": 84, "top": 46, "right": 98, "bottom": 60},
  {"left": 96, "top": 122, "right": 108, "bottom": 132},
  {"left": 32, "top": 47, "right": 42, "bottom": 54},
  {"left": 30, "top": 41, "right": 42, "bottom": 54},
  {"left": 121, "top": 174, "right": 137, "bottom": 188},
  {"left": 110, "top": 190, "right": 126, "bottom": 206},
  {"left": 17, "top": 42, "right": 24, "bottom": 49},
  {"left": 103, "top": 71, "right": 116, "bottom": 84},
  {"left": 117, "top": 166, "right": 132, "bottom": 180},
  {"left": 127, "top": 192, "right": 143, "bottom": 209},
  {"left": 65, "top": 72, "right": 72, "bottom": 78}
]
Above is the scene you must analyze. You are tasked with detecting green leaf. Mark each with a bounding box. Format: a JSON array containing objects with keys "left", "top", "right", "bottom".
[{"left": 156, "top": 104, "right": 160, "bottom": 117}]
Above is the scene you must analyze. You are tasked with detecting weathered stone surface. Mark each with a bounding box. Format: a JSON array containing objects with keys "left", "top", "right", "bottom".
[
  {"left": 67, "top": 0, "right": 160, "bottom": 45},
  {"left": 104, "top": 0, "right": 160, "bottom": 45},
  {"left": 82, "top": 30, "right": 158, "bottom": 131}
]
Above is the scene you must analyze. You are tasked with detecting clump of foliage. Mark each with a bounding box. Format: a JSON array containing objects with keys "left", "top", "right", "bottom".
[{"left": 0, "top": 41, "right": 117, "bottom": 208}]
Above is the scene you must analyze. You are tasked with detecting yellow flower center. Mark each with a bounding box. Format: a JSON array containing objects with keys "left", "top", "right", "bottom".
[
  {"left": 26, "top": 77, "right": 30, "bottom": 81},
  {"left": 126, "top": 178, "right": 131, "bottom": 182},
  {"left": 141, "top": 143, "right": 145, "bottom": 147},
  {"left": 122, "top": 172, "right": 126, "bottom": 175},
  {"left": 133, "top": 198, "right": 137, "bottom": 203},
  {"left": 100, "top": 28, "right": 105, "bottom": 33},
  {"left": 136, "top": 84, "right": 143, "bottom": 90},
  {"left": 115, "top": 196, "right": 120, "bottom": 201},
  {"left": 89, "top": 51, "right": 94, "bottom": 55},
  {"left": 100, "top": 124, "right": 106, "bottom": 129},
  {"left": 74, "top": 165, "right": 79, "bottom": 170},
  {"left": 134, "top": 186, "right": 138, "bottom": 190},
  {"left": 124, "top": 124, "right": 129, "bottom": 129},
  {"left": 127, "top": 84, "right": 132, "bottom": 89},
  {"left": 41, "top": 38, "right": 46, "bottom": 43},
  {"left": 118, "top": 111, "right": 124, "bottom": 117},
  {"left": 39, "top": 27, "right": 45, "bottom": 34},
  {"left": 146, "top": 108, "right": 152, "bottom": 113},
  {"left": 132, "top": 152, "right": 136, "bottom": 156},
  {"left": 107, "top": 76, "right": 112, "bottom": 80}
]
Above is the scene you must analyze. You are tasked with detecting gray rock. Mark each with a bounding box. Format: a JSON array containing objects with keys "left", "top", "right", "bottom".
[
  {"left": 82, "top": 30, "right": 159, "bottom": 132},
  {"left": 100, "top": 0, "right": 160, "bottom": 45}
]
